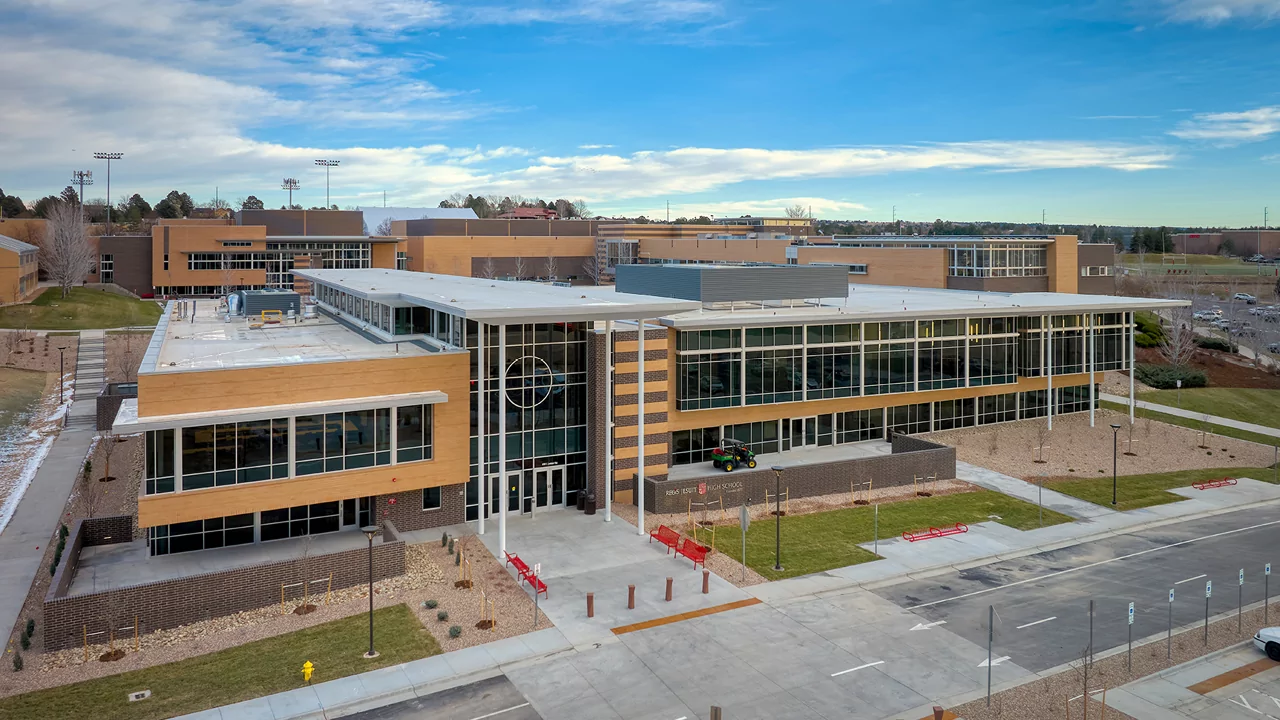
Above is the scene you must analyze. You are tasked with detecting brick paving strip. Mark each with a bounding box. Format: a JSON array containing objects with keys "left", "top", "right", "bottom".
[
  {"left": 609, "top": 598, "right": 761, "bottom": 635},
  {"left": 1186, "top": 656, "right": 1278, "bottom": 694}
]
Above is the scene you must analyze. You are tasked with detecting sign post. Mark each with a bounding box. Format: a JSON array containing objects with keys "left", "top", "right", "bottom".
[
  {"left": 1168, "top": 588, "right": 1175, "bottom": 661},
  {"left": 1128, "top": 601, "right": 1135, "bottom": 671},
  {"left": 1268, "top": 563, "right": 1272, "bottom": 624},
  {"left": 739, "top": 501, "right": 751, "bottom": 584},
  {"left": 1239, "top": 569, "right": 1245, "bottom": 632},
  {"left": 1205, "top": 580, "right": 1212, "bottom": 645},
  {"left": 534, "top": 562, "right": 542, "bottom": 631}
]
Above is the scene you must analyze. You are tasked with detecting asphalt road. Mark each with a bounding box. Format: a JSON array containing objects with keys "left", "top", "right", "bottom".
[
  {"left": 874, "top": 505, "right": 1280, "bottom": 673},
  {"left": 343, "top": 674, "right": 541, "bottom": 720}
]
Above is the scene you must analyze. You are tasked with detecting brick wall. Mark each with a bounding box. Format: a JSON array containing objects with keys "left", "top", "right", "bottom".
[
  {"left": 81, "top": 515, "right": 133, "bottom": 546},
  {"left": 642, "top": 438, "right": 956, "bottom": 514},
  {"left": 375, "top": 485, "right": 467, "bottom": 532},
  {"left": 588, "top": 332, "right": 609, "bottom": 501},
  {"left": 43, "top": 538, "right": 406, "bottom": 651}
]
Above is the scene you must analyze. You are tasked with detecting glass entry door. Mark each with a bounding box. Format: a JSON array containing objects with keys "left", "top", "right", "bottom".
[
  {"left": 522, "top": 466, "right": 565, "bottom": 515},
  {"left": 489, "top": 472, "right": 521, "bottom": 517},
  {"left": 341, "top": 496, "right": 374, "bottom": 528},
  {"left": 785, "top": 417, "right": 818, "bottom": 450}
]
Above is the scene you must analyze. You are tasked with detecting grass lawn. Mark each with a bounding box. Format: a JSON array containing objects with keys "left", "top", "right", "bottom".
[
  {"left": 709, "top": 489, "right": 1073, "bottom": 581},
  {"left": 0, "top": 604, "right": 441, "bottom": 720},
  {"left": 1048, "top": 466, "right": 1275, "bottom": 512},
  {"left": 1136, "top": 387, "right": 1280, "bottom": 431},
  {"left": 1100, "top": 400, "right": 1280, "bottom": 448},
  {"left": 0, "top": 288, "right": 161, "bottom": 330}
]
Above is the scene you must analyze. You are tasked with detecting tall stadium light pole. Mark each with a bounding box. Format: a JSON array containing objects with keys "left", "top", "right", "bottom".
[
  {"left": 314, "top": 160, "right": 340, "bottom": 209},
  {"left": 70, "top": 171, "right": 93, "bottom": 222},
  {"left": 282, "top": 178, "right": 300, "bottom": 209},
  {"left": 93, "top": 153, "right": 123, "bottom": 235}
]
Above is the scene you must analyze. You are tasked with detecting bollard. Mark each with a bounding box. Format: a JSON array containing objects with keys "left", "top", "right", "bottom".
[
  {"left": 628, "top": 584, "right": 635, "bottom": 610},
  {"left": 587, "top": 592, "right": 594, "bottom": 618},
  {"left": 710, "top": 706, "right": 722, "bottom": 720},
  {"left": 665, "top": 577, "right": 673, "bottom": 602},
  {"left": 702, "top": 569, "right": 710, "bottom": 594},
  {"left": 933, "top": 707, "right": 945, "bottom": 720}
]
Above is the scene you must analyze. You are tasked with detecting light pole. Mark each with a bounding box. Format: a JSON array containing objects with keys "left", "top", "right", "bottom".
[
  {"left": 314, "top": 160, "right": 340, "bottom": 209},
  {"left": 93, "top": 152, "right": 123, "bottom": 236},
  {"left": 70, "top": 171, "right": 93, "bottom": 222},
  {"left": 361, "top": 525, "right": 379, "bottom": 659},
  {"left": 58, "top": 348, "right": 65, "bottom": 403},
  {"left": 1111, "top": 423, "right": 1122, "bottom": 506},
  {"left": 771, "top": 465, "right": 784, "bottom": 572},
  {"left": 282, "top": 178, "right": 300, "bottom": 209}
]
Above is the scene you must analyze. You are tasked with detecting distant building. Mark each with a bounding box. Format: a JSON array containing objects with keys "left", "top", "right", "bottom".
[
  {"left": 357, "top": 207, "right": 479, "bottom": 235},
  {"left": 496, "top": 207, "right": 558, "bottom": 220},
  {"left": 1170, "top": 230, "right": 1280, "bottom": 257},
  {"left": 0, "top": 235, "right": 38, "bottom": 303}
]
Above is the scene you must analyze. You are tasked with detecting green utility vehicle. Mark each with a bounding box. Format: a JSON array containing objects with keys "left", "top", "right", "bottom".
[{"left": 710, "top": 438, "right": 757, "bottom": 472}]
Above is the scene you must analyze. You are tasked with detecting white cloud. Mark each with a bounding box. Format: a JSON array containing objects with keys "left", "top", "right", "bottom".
[
  {"left": 1171, "top": 106, "right": 1280, "bottom": 142},
  {"left": 1159, "top": 0, "right": 1280, "bottom": 23},
  {"left": 578, "top": 144, "right": 615, "bottom": 149}
]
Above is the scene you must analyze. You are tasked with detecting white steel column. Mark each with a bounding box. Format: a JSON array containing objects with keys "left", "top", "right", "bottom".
[
  {"left": 604, "top": 320, "right": 614, "bottom": 523},
  {"left": 498, "top": 323, "right": 507, "bottom": 556},
  {"left": 478, "top": 322, "right": 486, "bottom": 535},
  {"left": 1046, "top": 316, "right": 1053, "bottom": 431},
  {"left": 175, "top": 424, "right": 184, "bottom": 490},
  {"left": 1088, "top": 314, "right": 1095, "bottom": 427},
  {"left": 1128, "top": 311, "right": 1136, "bottom": 424},
  {"left": 636, "top": 319, "right": 646, "bottom": 536}
]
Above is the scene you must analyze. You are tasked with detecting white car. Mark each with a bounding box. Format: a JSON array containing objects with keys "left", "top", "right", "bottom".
[
  {"left": 1235, "top": 293, "right": 1259, "bottom": 305},
  {"left": 1254, "top": 627, "right": 1280, "bottom": 661}
]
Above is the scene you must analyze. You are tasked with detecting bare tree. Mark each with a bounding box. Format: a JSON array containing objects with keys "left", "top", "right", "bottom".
[
  {"left": 220, "top": 260, "right": 236, "bottom": 296},
  {"left": 581, "top": 257, "right": 601, "bottom": 286},
  {"left": 374, "top": 217, "right": 394, "bottom": 236},
  {"left": 1157, "top": 309, "right": 1197, "bottom": 368},
  {"left": 1035, "top": 423, "right": 1050, "bottom": 464},
  {"left": 80, "top": 456, "right": 97, "bottom": 518},
  {"left": 480, "top": 255, "right": 496, "bottom": 280},
  {"left": 513, "top": 256, "right": 527, "bottom": 280},
  {"left": 111, "top": 333, "right": 141, "bottom": 383},
  {"left": 572, "top": 198, "right": 591, "bottom": 219},
  {"left": 784, "top": 203, "right": 808, "bottom": 219},
  {"left": 544, "top": 255, "right": 559, "bottom": 281},
  {"left": 42, "top": 201, "right": 95, "bottom": 298}
]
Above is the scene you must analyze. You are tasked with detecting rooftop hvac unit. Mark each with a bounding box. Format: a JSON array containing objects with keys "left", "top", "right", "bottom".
[{"left": 701, "top": 233, "right": 713, "bottom": 239}]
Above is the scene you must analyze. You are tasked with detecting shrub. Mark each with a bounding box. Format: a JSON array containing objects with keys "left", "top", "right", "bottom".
[
  {"left": 58, "top": 524, "right": 68, "bottom": 541},
  {"left": 83, "top": 459, "right": 91, "bottom": 479},
  {"left": 1135, "top": 363, "right": 1207, "bottom": 390},
  {"left": 1134, "top": 312, "right": 1165, "bottom": 347},
  {"left": 24, "top": 619, "right": 33, "bottom": 639},
  {"left": 437, "top": 610, "right": 448, "bottom": 622},
  {"left": 19, "top": 635, "right": 29, "bottom": 651},
  {"left": 424, "top": 599, "right": 438, "bottom": 609},
  {"left": 448, "top": 625, "right": 462, "bottom": 639},
  {"left": 440, "top": 532, "right": 448, "bottom": 547},
  {"left": 447, "top": 538, "right": 455, "bottom": 554},
  {"left": 1195, "top": 336, "right": 1232, "bottom": 352},
  {"left": 12, "top": 653, "right": 21, "bottom": 672},
  {"left": 455, "top": 551, "right": 461, "bottom": 566}
]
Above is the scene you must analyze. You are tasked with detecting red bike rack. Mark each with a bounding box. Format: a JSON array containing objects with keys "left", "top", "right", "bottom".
[
  {"left": 1192, "top": 477, "right": 1237, "bottom": 490},
  {"left": 902, "top": 523, "right": 969, "bottom": 542}
]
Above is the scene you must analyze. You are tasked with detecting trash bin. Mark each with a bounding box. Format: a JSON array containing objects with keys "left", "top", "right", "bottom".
[
  {"left": 584, "top": 492, "right": 597, "bottom": 515},
  {"left": 576, "top": 492, "right": 587, "bottom": 511}
]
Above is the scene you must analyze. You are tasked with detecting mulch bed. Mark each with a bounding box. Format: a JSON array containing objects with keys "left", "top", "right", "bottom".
[{"left": 1133, "top": 346, "right": 1280, "bottom": 389}]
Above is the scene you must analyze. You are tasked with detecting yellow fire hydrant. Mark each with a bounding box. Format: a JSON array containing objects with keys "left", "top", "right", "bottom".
[{"left": 302, "top": 661, "right": 314, "bottom": 684}]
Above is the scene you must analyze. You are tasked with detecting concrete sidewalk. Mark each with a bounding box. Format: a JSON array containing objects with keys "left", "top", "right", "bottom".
[
  {"left": 1101, "top": 391, "right": 1280, "bottom": 440},
  {"left": 175, "top": 628, "right": 573, "bottom": 720},
  {"left": 1108, "top": 643, "right": 1280, "bottom": 719},
  {"left": 0, "top": 330, "right": 104, "bottom": 640}
]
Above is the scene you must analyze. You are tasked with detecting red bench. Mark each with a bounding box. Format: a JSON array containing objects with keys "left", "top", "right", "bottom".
[
  {"left": 505, "top": 551, "right": 532, "bottom": 582},
  {"left": 527, "top": 574, "right": 548, "bottom": 598},
  {"left": 676, "top": 538, "right": 710, "bottom": 569},
  {"left": 649, "top": 525, "right": 681, "bottom": 554}
]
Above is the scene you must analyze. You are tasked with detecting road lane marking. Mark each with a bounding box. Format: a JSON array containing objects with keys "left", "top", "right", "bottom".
[
  {"left": 909, "top": 620, "right": 947, "bottom": 631},
  {"left": 468, "top": 703, "right": 531, "bottom": 720},
  {"left": 905, "top": 517, "right": 1280, "bottom": 610},
  {"left": 1175, "top": 574, "right": 1207, "bottom": 585},
  {"left": 978, "top": 656, "right": 1010, "bottom": 667},
  {"left": 832, "top": 660, "right": 884, "bottom": 677},
  {"left": 1016, "top": 616, "right": 1056, "bottom": 629}
]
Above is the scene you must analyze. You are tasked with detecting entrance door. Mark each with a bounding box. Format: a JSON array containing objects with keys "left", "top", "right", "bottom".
[
  {"left": 487, "top": 472, "right": 521, "bottom": 518},
  {"left": 787, "top": 417, "right": 818, "bottom": 450},
  {"left": 341, "top": 497, "right": 374, "bottom": 529},
  {"left": 521, "top": 467, "right": 565, "bottom": 515}
]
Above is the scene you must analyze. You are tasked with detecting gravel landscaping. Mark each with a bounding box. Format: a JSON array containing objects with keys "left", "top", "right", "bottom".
[{"left": 927, "top": 408, "right": 1276, "bottom": 481}]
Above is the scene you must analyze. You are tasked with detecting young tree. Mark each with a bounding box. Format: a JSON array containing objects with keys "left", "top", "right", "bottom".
[
  {"left": 374, "top": 217, "right": 394, "bottom": 236},
  {"left": 42, "top": 201, "right": 95, "bottom": 298},
  {"left": 581, "top": 257, "right": 601, "bottom": 285},
  {"left": 111, "top": 333, "right": 141, "bottom": 383},
  {"left": 544, "top": 255, "right": 559, "bottom": 281},
  {"left": 480, "top": 255, "right": 496, "bottom": 280},
  {"left": 513, "top": 256, "right": 527, "bottom": 280},
  {"left": 1157, "top": 309, "right": 1198, "bottom": 368}
]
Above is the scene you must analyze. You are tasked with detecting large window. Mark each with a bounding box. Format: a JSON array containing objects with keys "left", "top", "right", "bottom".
[
  {"left": 978, "top": 393, "right": 1018, "bottom": 425},
  {"left": 949, "top": 244, "right": 1048, "bottom": 277},
  {"left": 295, "top": 410, "right": 392, "bottom": 476},
  {"left": 934, "top": 398, "right": 976, "bottom": 430},
  {"left": 745, "top": 348, "right": 803, "bottom": 405},
  {"left": 806, "top": 345, "right": 859, "bottom": 399},
  {"left": 1093, "top": 314, "right": 1128, "bottom": 371},
  {"left": 396, "top": 404, "right": 434, "bottom": 462},
  {"left": 677, "top": 352, "right": 740, "bottom": 410},
  {"left": 836, "top": 409, "right": 884, "bottom": 444},
  {"left": 144, "top": 429, "right": 175, "bottom": 495},
  {"left": 917, "top": 339, "right": 964, "bottom": 390},
  {"left": 864, "top": 342, "right": 914, "bottom": 395},
  {"left": 260, "top": 502, "right": 341, "bottom": 542},
  {"left": 99, "top": 254, "right": 114, "bottom": 284},
  {"left": 672, "top": 427, "right": 721, "bottom": 466},
  {"left": 969, "top": 336, "right": 1017, "bottom": 386},
  {"left": 1056, "top": 385, "right": 1094, "bottom": 414},
  {"left": 148, "top": 514, "right": 254, "bottom": 556},
  {"left": 888, "top": 403, "right": 931, "bottom": 435},
  {"left": 724, "top": 421, "right": 781, "bottom": 456},
  {"left": 422, "top": 486, "right": 441, "bottom": 510},
  {"left": 182, "top": 419, "right": 288, "bottom": 490}
]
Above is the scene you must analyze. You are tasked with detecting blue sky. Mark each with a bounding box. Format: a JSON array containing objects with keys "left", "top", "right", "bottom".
[{"left": 2, "top": 0, "right": 1278, "bottom": 225}]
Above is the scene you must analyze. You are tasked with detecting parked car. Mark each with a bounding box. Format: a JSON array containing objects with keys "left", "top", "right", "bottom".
[
  {"left": 1231, "top": 324, "right": 1258, "bottom": 337},
  {"left": 1234, "top": 293, "right": 1258, "bottom": 304},
  {"left": 1268, "top": 342, "right": 1280, "bottom": 354},
  {"left": 1194, "top": 310, "right": 1220, "bottom": 321},
  {"left": 1254, "top": 627, "right": 1280, "bottom": 660},
  {"left": 1211, "top": 318, "right": 1231, "bottom": 330},
  {"left": 1246, "top": 254, "right": 1267, "bottom": 263}
]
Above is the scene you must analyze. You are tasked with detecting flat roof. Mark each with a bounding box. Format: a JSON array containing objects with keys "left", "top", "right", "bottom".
[
  {"left": 143, "top": 300, "right": 448, "bottom": 374},
  {"left": 294, "top": 268, "right": 702, "bottom": 323},
  {"left": 660, "top": 284, "right": 1186, "bottom": 328},
  {"left": 0, "top": 235, "right": 37, "bottom": 253}
]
